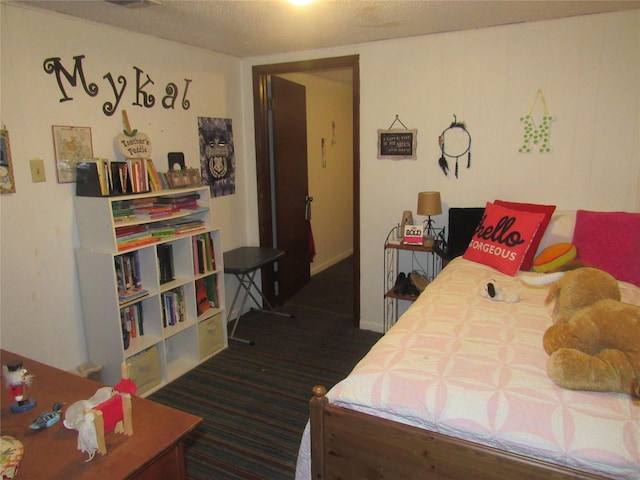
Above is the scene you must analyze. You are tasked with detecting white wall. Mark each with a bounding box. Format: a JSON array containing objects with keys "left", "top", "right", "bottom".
[
  {"left": 1, "top": 6, "right": 638, "bottom": 373},
  {"left": 0, "top": 3, "right": 249, "bottom": 369},
  {"left": 243, "top": 11, "right": 640, "bottom": 332}
]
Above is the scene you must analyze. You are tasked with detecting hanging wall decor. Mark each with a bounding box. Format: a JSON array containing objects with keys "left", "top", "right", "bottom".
[
  {"left": 377, "top": 115, "right": 417, "bottom": 160},
  {"left": 52, "top": 125, "right": 94, "bottom": 183},
  {"left": 198, "top": 117, "right": 235, "bottom": 197},
  {"left": 0, "top": 129, "right": 16, "bottom": 194},
  {"left": 519, "top": 89, "right": 554, "bottom": 153},
  {"left": 438, "top": 115, "right": 471, "bottom": 178}
]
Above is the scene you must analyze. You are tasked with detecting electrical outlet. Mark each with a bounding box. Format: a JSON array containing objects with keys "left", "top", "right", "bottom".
[{"left": 30, "top": 158, "right": 46, "bottom": 183}]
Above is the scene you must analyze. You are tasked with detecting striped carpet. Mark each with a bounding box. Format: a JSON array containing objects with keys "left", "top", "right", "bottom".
[{"left": 150, "top": 256, "right": 382, "bottom": 479}]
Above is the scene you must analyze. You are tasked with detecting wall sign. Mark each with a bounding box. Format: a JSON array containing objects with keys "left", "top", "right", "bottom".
[
  {"left": 43, "top": 55, "right": 192, "bottom": 117},
  {"left": 377, "top": 115, "right": 417, "bottom": 160},
  {"left": 377, "top": 129, "right": 417, "bottom": 160}
]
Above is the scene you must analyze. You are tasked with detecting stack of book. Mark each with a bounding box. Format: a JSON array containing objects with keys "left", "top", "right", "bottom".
[
  {"left": 148, "top": 223, "right": 176, "bottom": 238},
  {"left": 131, "top": 197, "right": 179, "bottom": 219},
  {"left": 112, "top": 201, "right": 136, "bottom": 223},
  {"left": 161, "top": 287, "right": 185, "bottom": 327},
  {"left": 115, "top": 224, "right": 154, "bottom": 251},
  {"left": 120, "top": 303, "right": 144, "bottom": 347},
  {"left": 166, "top": 218, "right": 206, "bottom": 235},
  {"left": 157, "top": 192, "right": 201, "bottom": 210},
  {"left": 114, "top": 252, "right": 149, "bottom": 302}
]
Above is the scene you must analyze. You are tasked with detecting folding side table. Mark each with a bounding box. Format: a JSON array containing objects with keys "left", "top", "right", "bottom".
[{"left": 223, "top": 246, "right": 292, "bottom": 344}]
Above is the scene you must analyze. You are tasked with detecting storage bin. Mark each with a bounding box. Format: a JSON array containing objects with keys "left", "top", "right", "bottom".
[
  {"left": 126, "top": 345, "right": 162, "bottom": 396},
  {"left": 198, "top": 314, "right": 225, "bottom": 359}
]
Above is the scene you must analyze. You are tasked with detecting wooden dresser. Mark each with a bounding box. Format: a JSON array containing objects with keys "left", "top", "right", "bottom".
[{"left": 1, "top": 350, "right": 202, "bottom": 479}]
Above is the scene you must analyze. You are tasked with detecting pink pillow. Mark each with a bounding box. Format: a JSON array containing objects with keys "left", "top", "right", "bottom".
[
  {"left": 463, "top": 202, "right": 545, "bottom": 276},
  {"left": 572, "top": 210, "right": 640, "bottom": 286},
  {"left": 494, "top": 200, "right": 556, "bottom": 270}
]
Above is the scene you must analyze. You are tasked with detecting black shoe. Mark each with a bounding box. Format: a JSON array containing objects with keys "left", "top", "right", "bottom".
[
  {"left": 393, "top": 272, "right": 407, "bottom": 295},
  {"left": 405, "top": 280, "right": 420, "bottom": 297}
]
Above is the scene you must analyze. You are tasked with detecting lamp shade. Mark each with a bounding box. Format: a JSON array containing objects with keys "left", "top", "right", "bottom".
[{"left": 417, "top": 191, "right": 442, "bottom": 216}]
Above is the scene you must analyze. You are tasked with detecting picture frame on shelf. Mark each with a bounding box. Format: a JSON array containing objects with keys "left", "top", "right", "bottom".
[{"left": 52, "top": 125, "right": 93, "bottom": 183}]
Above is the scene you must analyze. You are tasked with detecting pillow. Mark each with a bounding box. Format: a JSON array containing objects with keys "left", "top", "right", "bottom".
[
  {"left": 572, "top": 210, "right": 640, "bottom": 286},
  {"left": 463, "top": 202, "right": 545, "bottom": 275},
  {"left": 535, "top": 211, "right": 576, "bottom": 255},
  {"left": 446, "top": 207, "right": 485, "bottom": 259},
  {"left": 533, "top": 242, "right": 577, "bottom": 272},
  {"left": 494, "top": 200, "right": 556, "bottom": 270}
]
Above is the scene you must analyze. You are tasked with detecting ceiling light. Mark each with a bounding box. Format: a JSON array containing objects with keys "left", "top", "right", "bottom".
[
  {"left": 106, "top": 0, "right": 161, "bottom": 9},
  {"left": 287, "top": 0, "right": 315, "bottom": 6}
]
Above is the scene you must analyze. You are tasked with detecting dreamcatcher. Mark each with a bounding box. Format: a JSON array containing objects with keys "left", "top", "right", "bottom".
[{"left": 438, "top": 115, "right": 471, "bottom": 178}]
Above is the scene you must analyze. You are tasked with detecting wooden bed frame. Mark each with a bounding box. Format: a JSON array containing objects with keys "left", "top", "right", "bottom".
[{"left": 309, "top": 385, "right": 608, "bottom": 480}]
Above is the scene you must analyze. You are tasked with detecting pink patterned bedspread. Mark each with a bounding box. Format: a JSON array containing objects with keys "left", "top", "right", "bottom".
[{"left": 295, "top": 257, "right": 640, "bottom": 479}]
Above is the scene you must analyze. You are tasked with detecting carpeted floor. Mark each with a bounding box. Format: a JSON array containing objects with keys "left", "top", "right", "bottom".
[{"left": 150, "top": 256, "right": 382, "bottom": 479}]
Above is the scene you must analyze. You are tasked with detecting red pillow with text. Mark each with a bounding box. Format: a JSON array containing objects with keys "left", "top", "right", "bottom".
[
  {"left": 463, "top": 202, "right": 545, "bottom": 275},
  {"left": 572, "top": 210, "right": 640, "bottom": 287},
  {"left": 493, "top": 200, "right": 556, "bottom": 270}
]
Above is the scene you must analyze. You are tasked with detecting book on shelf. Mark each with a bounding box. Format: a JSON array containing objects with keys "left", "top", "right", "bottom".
[
  {"left": 76, "top": 159, "right": 111, "bottom": 196},
  {"left": 146, "top": 159, "right": 165, "bottom": 191},
  {"left": 161, "top": 287, "right": 185, "bottom": 327},
  {"left": 120, "top": 303, "right": 144, "bottom": 347},
  {"left": 157, "top": 243, "right": 175, "bottom": 284},
  {"left": 195, "top": 278, "right": 210, "bottom": 316},
  {"left": 76, "top": 157, "right": 176, "bottom": 197},
  {"left": 193, "top": 232, "right": 216, "bottom": 274},
  {"left": 203, "top": 275, "right": 219, "bottom": 308}
]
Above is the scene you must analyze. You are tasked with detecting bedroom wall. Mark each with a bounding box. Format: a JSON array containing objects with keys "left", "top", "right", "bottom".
[
  {"left": 277, "top": 72, "right": 354, "bottom": 275},
  {"left": 242, "top": 10, "right": 640, "bottom": 332},
  {"left": 0, "top": 5, "right": 637, "bottom": 373},
  {"left": 0, "top": 3, "right": 249, "bottom": 369}
]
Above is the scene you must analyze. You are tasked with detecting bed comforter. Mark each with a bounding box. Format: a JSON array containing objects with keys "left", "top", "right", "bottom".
[{"left": 296, "top": 257, "right": 640, "bottom": 479}]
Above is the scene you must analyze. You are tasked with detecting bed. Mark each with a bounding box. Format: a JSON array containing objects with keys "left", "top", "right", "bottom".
[{"left": 295, "top": 206, "right": 640, "bottom": 480}]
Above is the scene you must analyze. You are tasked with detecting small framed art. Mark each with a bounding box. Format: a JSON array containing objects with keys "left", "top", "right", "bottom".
[
  {"left": 52, "top": 125, "right": 93, "bottom": 183},
  {"left": 0, "top": 129, "right": 16, "bottom": 194}
]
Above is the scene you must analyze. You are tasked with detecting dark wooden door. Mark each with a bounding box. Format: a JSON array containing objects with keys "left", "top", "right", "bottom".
[{"left": 271, "top": 75, "right": 310, "bottom": 303}]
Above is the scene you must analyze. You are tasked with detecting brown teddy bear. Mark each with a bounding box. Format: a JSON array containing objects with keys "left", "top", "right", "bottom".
[{"left": 541, "top": 267, "right": 640, "bottom": 398}]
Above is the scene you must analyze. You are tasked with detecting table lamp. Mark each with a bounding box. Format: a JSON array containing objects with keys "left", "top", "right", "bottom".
[{"left": 417, "top": 191, "right": 442, "bottom": 246}]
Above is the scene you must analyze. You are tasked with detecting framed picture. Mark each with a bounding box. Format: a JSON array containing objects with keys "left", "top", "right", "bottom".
[
  {"left": 0, "top": 130, "right": 16, "bottom": 194},
  {"left": 52, "top": 125, "right": 93, "bottom": 183},
  {"left": 377, "top": 129, "right": 417, "bottom": 160},
  {"left": 188, "top": 168, "right": 201, "bottom": 186},
  {"left": 168, "top": 170, "right": 184, "bottom": 188}
]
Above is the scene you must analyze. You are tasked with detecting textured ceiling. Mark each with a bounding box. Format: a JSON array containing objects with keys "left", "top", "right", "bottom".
[{"left": 16, "top": 0, "right": 640, "bottom": 58}]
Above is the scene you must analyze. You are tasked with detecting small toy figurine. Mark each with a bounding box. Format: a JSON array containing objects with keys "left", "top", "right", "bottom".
[
  {"left": 3, "top": 360, "right": 36, "bottom": 413},
  {"left": 30, "top": 401, "right": 63, "bottom": 430}
]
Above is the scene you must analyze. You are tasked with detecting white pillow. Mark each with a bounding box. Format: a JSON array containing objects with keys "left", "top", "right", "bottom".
[{"left": 535, "top": 210, "right": 576, "bottom": 256}]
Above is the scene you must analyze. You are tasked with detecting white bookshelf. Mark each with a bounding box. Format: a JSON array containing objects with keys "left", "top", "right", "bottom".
[{"left": 74, "top": 186, "right": 227, "bottom": 396}]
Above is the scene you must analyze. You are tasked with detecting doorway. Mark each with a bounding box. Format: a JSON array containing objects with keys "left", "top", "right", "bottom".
[{"left": 252, "top": 55, "right": 360, "bottom": 327}]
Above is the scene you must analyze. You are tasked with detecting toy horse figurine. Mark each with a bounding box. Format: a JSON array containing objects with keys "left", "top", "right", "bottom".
[{"left": 64, "top": 363, "right": 135, "bottom": 460}]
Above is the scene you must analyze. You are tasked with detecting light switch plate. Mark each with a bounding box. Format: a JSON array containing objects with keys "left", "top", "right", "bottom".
[{"left": 30, "top": 158, "right": 46, "bottom": 182}]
